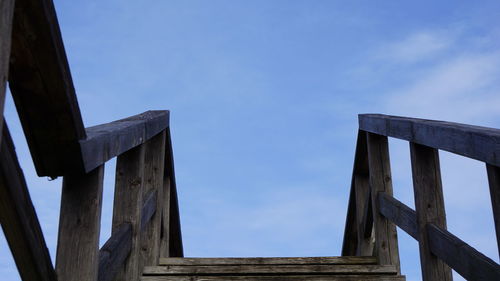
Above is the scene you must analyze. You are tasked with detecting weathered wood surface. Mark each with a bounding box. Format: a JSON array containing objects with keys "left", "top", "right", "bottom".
[
  {"left": 9, "top": 0, "right": 86, "bottom": 177},
  {"left": 98, "top": 223, "right": 132, "bottom": 281},
  {"left": 0, "top": 123, "right": 57, "bottom": 281},
  {"left": 80, "top": 110, "right": 169, "bottom": 173},
  {"left": 410, "top": 143, "right": 452, "bottom": 281},
  {"left": 160, "top": 256, "right": 378, "bottom": 266},
  {"left": 355, "top": 175, "right": 373, "bottom": 256},
  {"left": 427, "top": 223, "right": 500, "bottom": 281},
  {"left": 359, "top": 114, "right": 500, "bottom": 166},
  {"left": 112, "top": 144, "right": 145, "bottom": 280},
  {"left": 160, "top": 128, "right": 184, "bottom": 257},
  {"left": 143, "top": 264, "right": 399, "bottom": 275},
  {"left": 140, "top": 189, "right": 158, "bottom": 232},
  {"left": 141, "top": 276, "right": 406, "bottom": 281},
  {"left": 377, "top": 192, "right": 418, "bottom": 240},
  {"left": 140, "top": 131, "right": 166, "bottom": 267},
  {"left": 486, "top": 163, "right": 500, "bottom": 258},
  {"left": 0, "top": 0, "right": 15, "bottom": 143},
  {"left": 366, "top": 133, "right": 400, "bottom": 272},
  {"left": 56, "top": 165, "right": 105, "bottom": 281}
]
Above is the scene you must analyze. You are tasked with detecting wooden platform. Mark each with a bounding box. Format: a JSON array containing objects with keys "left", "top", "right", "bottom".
[{"left": 142, "top": 257, "right": 405, "bottom": 281}]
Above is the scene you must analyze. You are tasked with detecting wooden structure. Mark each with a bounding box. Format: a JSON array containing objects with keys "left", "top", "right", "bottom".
[{"left": 0, "top": 1, "right": 499, "bottom": 281}]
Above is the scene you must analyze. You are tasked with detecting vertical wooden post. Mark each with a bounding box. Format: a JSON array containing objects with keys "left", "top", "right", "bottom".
[
  {"left": 410, "top": 142, "right": 452, "bottom": 281},
  {"left": 355, "top": 174, "right": 374, "bottom": 256},
  {"left": 366, "top": 132, "right": 400, "bottom": 272},
  {"left": 56, "top": 165, "right": 105, "bottom": 281},
  {"left": 486, "top": 163, "right": 500, "bottom": 259},
  {"left": 140, "top": 131, "right": 166, "bottom": 266},
  {"left": 112, "top": 144, "right": 145, "bottom": 280},
  {"left": 0, "top": 0, "right": 15, "bottom": 143}
]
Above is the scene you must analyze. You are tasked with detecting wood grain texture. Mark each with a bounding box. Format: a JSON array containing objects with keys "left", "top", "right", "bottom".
[
  {"left": 9, "top": 0, "right": 86, "bottom": 177},
  {"left": 140, "top": 131, "right": 166, "bottom": 267},
  {"left": 359, "top": 114, "right": 500, "bottom": 166},
  {"left": 56, "top": 165, "right": 105, "bottom": 281},
  {"left": 98, "top": 223, "right": 133, "bottom": 281},
  {"left": 0, "top": 0, "right": 15, "bottom": 142},
  {"left": 112, "top": 144, "right": 145, "bottom": 280},
  {"left": 410, "top": 143, "right": 451, "bottom": 281},
  {"left": 355, "top": 174, "right": 373, "bottom": 256},
  {"left": 366, "top": 133, "right": 400, "bottom": 272},
  {"left": 427, "top": 223, "right": 500, "bottom": 281},
  {"left": 80, "top": 111, "right": 169, "bottom": 173},
  {"left": 159, "top": 256, "right": 378, "bottom": 266},
  {"left": 141, "top": 276, "right": 406, "bottom": 281},
  {"left": 0, "top": 123, "right": 57, "bottom": 281},
  {"left": 143, "top": 264, "right": 399, "bottom": 275},
  {"left": 486, "top": 163, "right": 500, "bottom": 258},
  {"left": 377, "top": 192, "right": 418, "bottom": 240}
]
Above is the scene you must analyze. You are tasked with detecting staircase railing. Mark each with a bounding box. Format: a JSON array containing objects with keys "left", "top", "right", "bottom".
[
  {"left": 0, "top": 0, "right": 183, "bottom": 281},
  {"left": 342, "top": 114, "right": 500, "bottom": 281}
]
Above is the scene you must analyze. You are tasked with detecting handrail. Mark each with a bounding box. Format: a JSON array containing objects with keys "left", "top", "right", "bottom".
[{"left": 343, "top": 114, "right": 500, "bottom": 281}]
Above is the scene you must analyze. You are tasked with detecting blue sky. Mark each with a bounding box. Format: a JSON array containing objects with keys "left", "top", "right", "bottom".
[{"left": 1, "top": 1, "right": 500, "bottom": 280}]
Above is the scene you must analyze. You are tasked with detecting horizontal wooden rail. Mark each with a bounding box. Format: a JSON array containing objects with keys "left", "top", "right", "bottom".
[
  {"left": 359, "top": 114, "right": 500, "bottom": 166},
  {"left": 377, "top": 192, "right": 418, "bottom": 240}
]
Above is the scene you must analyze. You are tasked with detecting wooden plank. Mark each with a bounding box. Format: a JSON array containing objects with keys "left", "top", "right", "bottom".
[
  {"left": 112, "top": 144, "right": 145, "bottom": 280},
  {"left": 159, "top": 256, "right": 378, "bottom": 266},
  {"left": 140, "top": 189, "right": 158, "bottom": 232},
  {"left": 366, "top": 133, "right": 400, "bottom": 272},
  {"left": 98, "top": 223, "right": 133, "bottom": 281},
  {"left": 140, "top": 131, "right": 166, "bottom": 267},
  {"left": 427, "top": 223, "right": 500, "bottom": 281},
  {"left": 143, "top": 264, "right": 399, "bottom": 275},
  {"left": 160, "top": 128, "right": 184, "bottom": 257},
  {"left": 377, "top": 192, "right": 418, "bottom": 240},
  {"left": 0, "top": 0, "right": 15, "bottom": 144},
  {"left": 355, "top": 174, "right": 373, "bottom": 256},
  {"left": 9, "top": 0, "right": 86, "bottom": 177},
  {"left": 80, "top": 110, "right": 169, "bottom": 173},
  {"left": 359, "top": 114, "right": 500, "bottom": 166},
  {"left": 410, "top": 142, "right": 452, "bottom": 281},
  {"left": 486, "top": 163, "right": 500, "bottom": 258},
  {"left": 0, "top": 123, "right": 57, "bottom": 281},
  {"left": 141, "top": 276, "right": 406, "bottom": 281},
  {"left": 56, "top": 165, "right": 105, "bottom": 281}
]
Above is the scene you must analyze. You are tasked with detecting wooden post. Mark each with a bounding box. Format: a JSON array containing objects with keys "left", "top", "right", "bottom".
[
  {"left": 354, "top": 174, "right": 374, "bottom": 256},
  {"left": 486, "top": 164, "right": 500, "bottom": 259},
  {"left": 366, "top": 132, "right": 400, "bottom": 272},
  {"left": 112, "top": 144, "right": 145, "bottom": 280},
  {"left": 0, "top": 0, "right": 15, "bottom": 143},
  {"left": 410, "top": 142, "right": 452, "bottom": 281},
  {"left": 56, "top": 165, "right": 105, "bottom": 281},
  {"left": 140, "top": 131, "right": 166, "bottom": 266}
]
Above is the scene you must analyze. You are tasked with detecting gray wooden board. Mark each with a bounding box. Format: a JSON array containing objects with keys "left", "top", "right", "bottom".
[
  {"left": 359, "top": 114, "right": 500, "bottom": 166},
  {"left": 140, "top": 189, "right": 158, "bottom": 232},
  {"left": 56, "top": 165, "right": 105, "bottom": 281},
  {"left": 159, "top": 257, "right": 378, "bottom": 266},
  {"left": 0, "top": 123, "right": 57, "bottom": 281},
  {"left": 143, "top": 264, "right": 399, "bottom": 275},
  {"left": 141, "top": 275, "right": 406, "bottom": 281},
  {"left": 377, "top": 192, "right": 418, "bottom": 240},
  {"left": 0, "top": 0, "right": 15, "bottom": 144},
  {"left": 80, "top": 110, "right": 169, "bottom": 173},
  {"left": 427, "top": 223, "right": 500, "bottom": 281},
  {"left": 98, "top": 223, "right": 132, "bottom": 281},
  {"left": 9, "top": 0, "right": 86, "bottom": 176}
]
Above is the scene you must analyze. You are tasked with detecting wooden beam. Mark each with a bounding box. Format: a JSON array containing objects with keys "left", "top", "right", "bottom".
[
  {"left": 0, "top": 123, "right": 57, "bottom": 281},
  {"left": 486, "top": 163, "right": 500, "bottom": 258},
  {"left": 140, "top": 131, "right": 166, "bottom": 267},
  {"left": 9, "top": 0, "right": 86, "bottom": 177},
  {"left": 98, "top": 223, "right": 132, "bottom": 281},
  {"left": 111, "top": 144, "right": 145, "bottom": 280},
  {"left": 366, "top": 132, "right": 400, "bottom": 272},
  {"left": 410, "top": 142, "right": 452, "bottom": 281},
  {"left": 355, "top": 175, "right": 373, "bottom": 256},
  {"left": 142, "top": 276, "right": 406, "bottom": 281},
  {"left": 140, "top": 189, "right": 158, "bottom": 232},
  {"left": 80, "top": 110, "right": 169, "bottom": 173},
  {"left": 377, "top": 192, "right": 418, "bottom": 240},
  {"left": 427, "top": 223, "right": 500, "bottom": 281},
  {"left": 359, "top": 114, "right": 500, "bottom": 166},
  {"left": 159, "top": 256, "right": 378, "bottom": 266},
  {"left": 56, "top": 165, "right": 105, "bottom": 281},
  {"left": 0, "top": 0, "right": 15, "bottom": 143}
]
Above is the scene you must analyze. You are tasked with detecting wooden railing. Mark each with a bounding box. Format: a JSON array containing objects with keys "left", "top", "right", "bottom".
[
  {"left": 342, "top": 114, "right": 500, "bottom": 281},
  {"left": 0, "top": 0, "right": 183, "bottom": 281}
]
